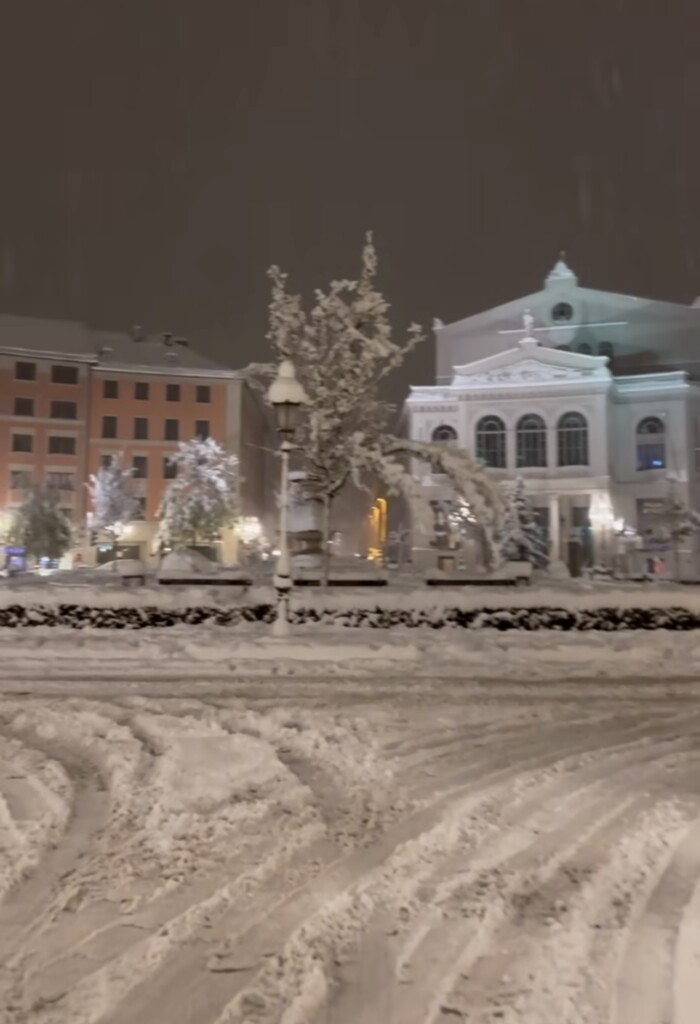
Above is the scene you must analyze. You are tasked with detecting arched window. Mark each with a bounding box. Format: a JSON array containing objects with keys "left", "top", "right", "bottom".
[
  {"left": 516, "top": 414, "right": 547, "bottom": 468},
  {"left": 557, "top": 412, "right": 589, "bottom": 467},
  {"left": 431, "top": 424, "right": 458, "bottom": 445},
  {"left": 598, "top": 341, "right": 614, "bottom": 360},
  {"left": 475, "top": 416, "right": 506, "bottom": 468},
  {"left": 577, "top": 342, "right": 592, "bottom": 355},
  {"left": 636, "top": 416, "right": 665, "bottom": 470}
]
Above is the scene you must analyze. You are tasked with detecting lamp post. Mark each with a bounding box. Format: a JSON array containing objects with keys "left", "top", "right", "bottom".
[{"left": 266, "top": 360, "right": 308, "bottom": 637}]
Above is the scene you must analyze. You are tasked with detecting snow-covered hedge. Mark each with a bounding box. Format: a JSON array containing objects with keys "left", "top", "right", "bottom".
[{"left": 1, "top": 602, "right": 700, "bottom": 630}]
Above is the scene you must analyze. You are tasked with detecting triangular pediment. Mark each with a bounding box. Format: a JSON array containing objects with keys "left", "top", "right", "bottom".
[{"left": 451, "top": 338, "right": 611, "bottom": 388}]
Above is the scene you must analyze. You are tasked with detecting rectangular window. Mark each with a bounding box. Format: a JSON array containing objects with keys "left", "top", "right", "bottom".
[
  {"left": 10, "top": 470, "right": 32, "bottom": 489},
  {"left": 48, "top": 436, "right": 76, "bottom": 455},
  {"left": 100, "top": 454, "right": 114, "bottom": 469},
  {"left": 51, "top": 365, "right": 79, "bottom": 385},
  {"left": 195, "top": 419, "right": 210, "bottom": 440},
  {"left": 50, "top": 400, "right": 77, "bottom": 419},
  {"left": 15, "top": 361, "right": 36, "bottom": 381},
  {"left": 133, "top": 496, "right": 147, "bottom": 520},
  {"left": 103, "top": 379, "right": 119, "bottom": 399},
  {"left": 14, "top": 397, "right": 34, "bottom": 416},
  {"left": 164, "top": 418, "right": 179, "bottom": 441},
  {"left": 166, "top": 383, "right": 180, "bottom": 402},
  {"left": 196, "top": 385, "right": 211, "bottom": 403},
  {"left": 12, "top": 434, "right": 33, "bottom": 453},
  {"left": 134, "top": 417, "right": 149, "bottom": 440},
  {"left": 101, "top": 415, "right": 117, "bottom": 438},
  {"left": 47, "top": 472, "right": 75, "bottom": 491},
  {"left": 163, "top": 457, "right": 177, "bottom": 479},
  {"left": 132, "top": 455, "right": 148, "bottom": 478},
  {"left": 134, "top": 381, "right": 149, "bottom": 400},
  {"left": 637, "top": 444, "right": 665, "bottom": 471}
]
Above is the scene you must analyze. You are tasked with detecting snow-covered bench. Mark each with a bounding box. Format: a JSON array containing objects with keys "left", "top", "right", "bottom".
[
  {"left": 293, "top": 575, "right": 388, "bottom": 587},
  {"left": 115, "top": 559, "right": 147, "bottom": 586},
  {"left": 426, "top": 561, "right": 533, "bottom": 587}
]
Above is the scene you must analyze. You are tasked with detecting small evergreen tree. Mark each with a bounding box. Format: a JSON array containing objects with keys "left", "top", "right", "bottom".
[
  {"left": 11, "top": 486, "right": 72, "bottom": 562},
  {"left": 157, "top": 437, "right": 239, "bottom": 550},
  {"left": 87, "top": 454, "right": 139, "bottom": 564},
  {"left": 499, "top": 478, "right": 549, "bottom": 568}
]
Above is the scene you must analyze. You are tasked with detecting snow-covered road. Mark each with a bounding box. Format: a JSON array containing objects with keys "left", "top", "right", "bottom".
[{"left": 1, "top": 668, "right": 700, "bottom": 1023}]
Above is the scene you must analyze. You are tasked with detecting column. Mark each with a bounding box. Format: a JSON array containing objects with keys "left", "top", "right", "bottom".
[{"left": 549, "top": 494, "right": 560, "bottom": 562}]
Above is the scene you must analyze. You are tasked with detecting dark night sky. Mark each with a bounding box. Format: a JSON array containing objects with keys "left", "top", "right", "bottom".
[{"left": 2, "top": 1, "right": 700, "bottom": 401}]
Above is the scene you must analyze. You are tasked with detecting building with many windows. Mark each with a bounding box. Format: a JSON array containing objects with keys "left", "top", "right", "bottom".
[
  {"left": 407, "top": 260, "right": 700, "bottom": 575},
  {"left": 0, "top": 316, "right": 272, "bottom": 563}
]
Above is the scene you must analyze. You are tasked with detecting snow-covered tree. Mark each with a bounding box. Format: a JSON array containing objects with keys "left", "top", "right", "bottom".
[
  {"left": 157, "top": 437, "right": 239, "bottom": 550},
  {"left": 87, "top": 454, "right": 138, "bottom": 564},
  {"left": 499, "top": 478, "right": 549, "bottom": 568},
  {"left": 10, "top": 486, "right": 72, "bottom": 562},
  {"left": 655, "top": 480, "right": 700, "bottom": 579},
  {"left": 249, "top": 233, "right": 501, "bottom": 582}
]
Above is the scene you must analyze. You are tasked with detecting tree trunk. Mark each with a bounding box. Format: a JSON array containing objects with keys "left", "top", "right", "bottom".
[
  {"left": 673, "top": 534, "right": 680, "bottom": 581},
  {"left": 321, "top": 494, "right": 332, "bottom": 588}
]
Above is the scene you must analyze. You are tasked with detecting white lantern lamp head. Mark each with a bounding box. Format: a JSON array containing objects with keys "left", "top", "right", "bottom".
[{"left": 267, "top": 359, "right": 308, "bottom": 436}]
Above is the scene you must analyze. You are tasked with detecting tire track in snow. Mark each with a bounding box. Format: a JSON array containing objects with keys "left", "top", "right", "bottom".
[
  {"left": 324, "top": 742, "right": 700, "bottom": 1024},
  {"left": 613, "top": 815, "right": 700, "bottom": 1024}
]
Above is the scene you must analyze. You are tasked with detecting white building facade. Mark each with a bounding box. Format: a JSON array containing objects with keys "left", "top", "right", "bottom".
[{"left": 406, "top": 261, "right": 700, "bottom": 575}]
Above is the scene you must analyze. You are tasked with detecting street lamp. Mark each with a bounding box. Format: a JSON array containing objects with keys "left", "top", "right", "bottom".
[{"left": 266, "top": 360, "right": 308, "bottom": 637}]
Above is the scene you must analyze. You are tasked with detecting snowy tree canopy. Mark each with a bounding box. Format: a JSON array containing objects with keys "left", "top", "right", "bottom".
[
  {"left": 247, "top": 234, "right": 501, "bottom": 569},
  {"left": 499, "top": 478, "right": 549, "bottom": 568},
  {"left": 157, "top": 437, "right": 239, "bottom": 549},
  {"left": 656, "top": 484, "right": 700, "bottom": 541},
  {"left": 87, "top": 454, "right": 138, "bottom": 537},
  {"left": 10, "top": 486, "right": 72, "bottom": 560}
]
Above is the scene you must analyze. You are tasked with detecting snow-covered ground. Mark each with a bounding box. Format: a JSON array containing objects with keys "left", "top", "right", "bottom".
[{"left": 1, "top": 635, "right": 700, "bottom": 1023}]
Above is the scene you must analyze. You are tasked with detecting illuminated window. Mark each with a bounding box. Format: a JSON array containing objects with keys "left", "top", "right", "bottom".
[{"left": 636, "top": 417, "right": 665, "bottom": 470}]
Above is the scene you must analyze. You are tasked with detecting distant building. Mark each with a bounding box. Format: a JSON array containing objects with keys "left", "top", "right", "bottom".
[
  {"left": 406, "top": 259, "right": 700, "bottom": 576},
  {"left": 0, "top": 315, "right": 272, "bottom": 563}
]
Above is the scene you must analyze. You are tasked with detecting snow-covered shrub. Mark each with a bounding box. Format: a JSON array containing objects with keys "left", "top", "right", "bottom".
[
  {"left": 157, "top": 438, "right": 239, "bottom": 549},
  {"left": 1, "top": 602, "right": 699, "bottom": 630}
]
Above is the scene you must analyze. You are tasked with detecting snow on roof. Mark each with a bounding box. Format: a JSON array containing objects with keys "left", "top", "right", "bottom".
[{"left": 0, "top": 314, "right": 239, "bottom": 376}]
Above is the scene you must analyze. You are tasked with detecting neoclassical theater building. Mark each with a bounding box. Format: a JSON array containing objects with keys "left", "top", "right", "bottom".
[{"left": 406, "top": 258, "right": 700, "bottom": 574}]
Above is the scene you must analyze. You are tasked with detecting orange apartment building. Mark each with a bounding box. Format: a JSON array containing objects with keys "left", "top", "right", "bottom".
[{"left": 0, "top": 315, "right": 272, "bottom": 563}]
